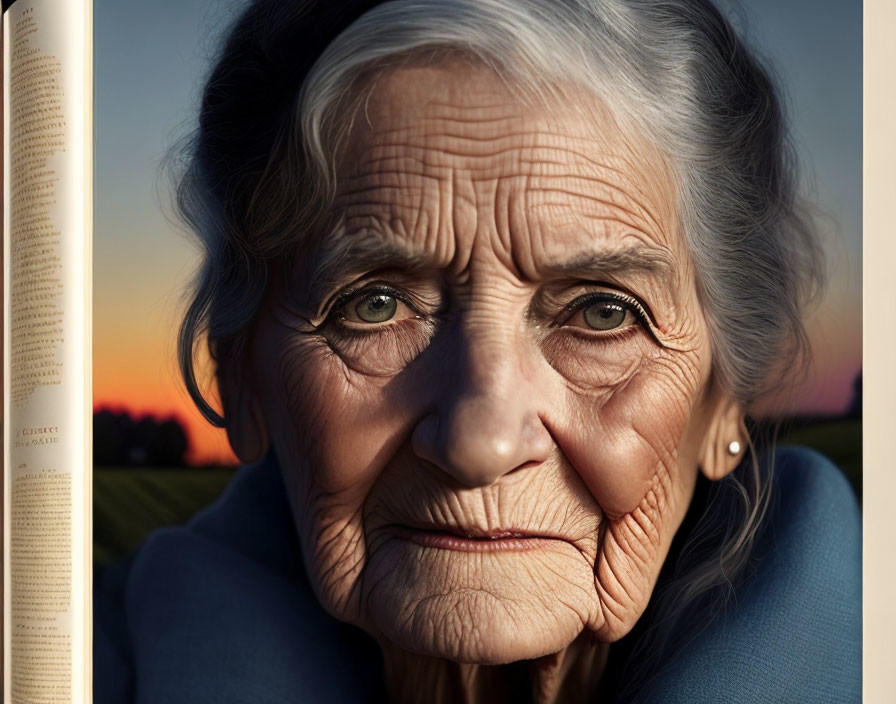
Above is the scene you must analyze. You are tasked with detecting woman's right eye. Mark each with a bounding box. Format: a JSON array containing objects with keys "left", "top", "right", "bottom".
[
  {"left": 332, "top": 287, "right": 420, "bottom": 328},
  {"left": 316, "top": 284, "right": 438, "bottom": 377},
  {"left": 350, "top": 293, "right": 399, "bottom": 323}
]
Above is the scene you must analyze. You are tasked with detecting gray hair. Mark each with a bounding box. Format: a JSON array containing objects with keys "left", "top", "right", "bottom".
[{"left": 172, "top": 0, "right": 824, "bottom": 695}]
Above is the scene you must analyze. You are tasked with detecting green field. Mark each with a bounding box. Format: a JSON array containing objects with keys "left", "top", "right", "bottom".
[
  {"left": 93, "top": 418, "right": 861, "bottom": 566},
  {"left": 93, "top": 467, "right": 236, "bottom": 565}
]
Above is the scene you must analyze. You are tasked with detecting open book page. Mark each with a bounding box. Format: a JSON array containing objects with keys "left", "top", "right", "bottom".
[{"left": 2, "top": 0, "right": 92, "bottom": 701}]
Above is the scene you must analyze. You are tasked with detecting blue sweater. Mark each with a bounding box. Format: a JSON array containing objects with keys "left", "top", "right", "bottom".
[{"left": 94, "top": 446, "right": 861, "bottom": 702}]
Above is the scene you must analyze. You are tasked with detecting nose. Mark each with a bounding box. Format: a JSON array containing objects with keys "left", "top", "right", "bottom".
[{"left": 411, "top": 328, "right": 553, "bottom": 487}]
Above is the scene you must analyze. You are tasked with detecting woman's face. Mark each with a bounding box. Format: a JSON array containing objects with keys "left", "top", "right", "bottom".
[{"left": 236, "top": 64, "right": 741, "bottom": 663}]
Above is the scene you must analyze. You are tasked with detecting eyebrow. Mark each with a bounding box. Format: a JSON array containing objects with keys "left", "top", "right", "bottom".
[
  {"left": 544, "top": 246, "right": 677, "bottom": 282},
  {"left": 306, "top": 230, "right": 677, "bottom": 300}
]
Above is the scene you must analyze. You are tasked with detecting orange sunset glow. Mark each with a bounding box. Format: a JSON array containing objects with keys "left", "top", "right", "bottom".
[{"left": 93, "top": 287, "right": 237, "bottom": 467}]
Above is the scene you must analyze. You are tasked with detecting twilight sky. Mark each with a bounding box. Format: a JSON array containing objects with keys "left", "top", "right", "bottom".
[{"left": 93, "top": 0, "right": 862, "bottom": 465}]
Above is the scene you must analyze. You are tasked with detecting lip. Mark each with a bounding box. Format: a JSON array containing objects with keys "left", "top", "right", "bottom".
[{"left": 393, "top": 524, "right": 569, "bottom": 553}]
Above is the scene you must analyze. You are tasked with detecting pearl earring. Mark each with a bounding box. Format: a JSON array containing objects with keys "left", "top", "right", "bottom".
[{"left": 727, "top": 440, "right": 741, "bottom": 456}]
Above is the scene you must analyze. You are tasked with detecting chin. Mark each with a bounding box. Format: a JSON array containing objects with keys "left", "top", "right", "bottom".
[{"left": 358, "top": 536, "right": 599, "bottom": 664}]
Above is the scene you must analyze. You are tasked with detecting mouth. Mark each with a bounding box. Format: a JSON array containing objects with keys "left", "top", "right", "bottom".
[{"left": 393, "top": 524, "right": 570, "bottom": 552}]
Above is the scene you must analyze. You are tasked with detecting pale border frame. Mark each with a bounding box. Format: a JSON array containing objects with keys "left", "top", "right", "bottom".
[{"left": 863, "top": 0, "right": 892, "bottom": 701}]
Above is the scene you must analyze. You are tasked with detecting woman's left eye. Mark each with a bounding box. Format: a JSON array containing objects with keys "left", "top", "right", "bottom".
[
  {"left": 582, "top": 301, "right": 629, "bottom": 330},
  {"left": 560, "top": 294, "right": 645, "bottom": 333}
]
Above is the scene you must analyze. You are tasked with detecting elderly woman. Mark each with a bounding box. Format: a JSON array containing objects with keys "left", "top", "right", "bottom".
[{"left": 94, "top": 0, "right": 860, "bottom": 702}]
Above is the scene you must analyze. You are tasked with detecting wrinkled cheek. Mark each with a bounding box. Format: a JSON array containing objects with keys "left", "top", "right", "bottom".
[
  {"left": 550, "top": 371, "right": 699, "bottom": 640},
  {"left": 553, "top": 372, "right": 690, "bottom": 520},
  {"left": 267, "top": 336, "right": 418, "bottom": 500},
  {"left": 258, "top": 336, "right": 425, "bottom": 622},
  {"left": 561, "top": 432, "right": 658, "bottom": 520}
]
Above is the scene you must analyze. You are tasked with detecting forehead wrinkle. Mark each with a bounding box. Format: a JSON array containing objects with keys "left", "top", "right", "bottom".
[
  {"left": 353, "top": 136, "right": 633, "bottom": 169},
  {"left": 449, "top": 167, "right": 479, "bottom": 278},
  {"left": 527, "top": 205, "right": 663, "bottom": 251},
  {"left": 421, "top": 96, "right": 537, "bottom": 119},
  {"left": 516, "top": 149, "right": 673, "bottom": 239},
  {"left": 337, "top": 176, "right": 439, "bottom": 244},
  {"left": 525, "top": 181, "right": 668, "bottom": 246},
  {"left": 495, "top": 176, "right": 518, "bottom": 271},
  {"left": 351, "top": 141, "right": 593, "bottom": 176},
  {"left": 486, "top": 173, "right": 530, "bottom": 281},
  {"left": 347, "top": 115, "right": 655, "bottom": 165},
  {"left": 344, "top": 144, "right": 671, "bottom": 241},
  {"left": 337, "top": 165, "right": 668, "bottom": 243},
  {"left": 342, "top": 107, "right": 671, "bottom": 174},
  {"left": 334, "top": 184, "right": 475, "bottom": 280},
  {"left": 365, "top": 103, "right": 592, "bottom": 139},
  {"left": 420, "top": 109, "right": 523, "bottom": 126}
]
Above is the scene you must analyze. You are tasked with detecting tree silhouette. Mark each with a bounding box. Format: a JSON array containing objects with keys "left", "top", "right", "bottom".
[{"left": 93, "top": 409, "right": 189, "bottom": 467}]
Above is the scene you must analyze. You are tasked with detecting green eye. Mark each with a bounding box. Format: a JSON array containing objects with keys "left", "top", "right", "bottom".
[
  {"left": 583, "top": 302, "right": 627, "bottom": 330},
  {"left": 355, "top": 293, "right": 398, "bottom": 323}
]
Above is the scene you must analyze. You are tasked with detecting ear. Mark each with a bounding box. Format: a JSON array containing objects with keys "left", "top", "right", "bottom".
[
  {"left": 217, "top": 340, "right": 270, "bottom": 465},
  {"left": 697, "top": 383, "right": 747, "bottom": 481}
]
